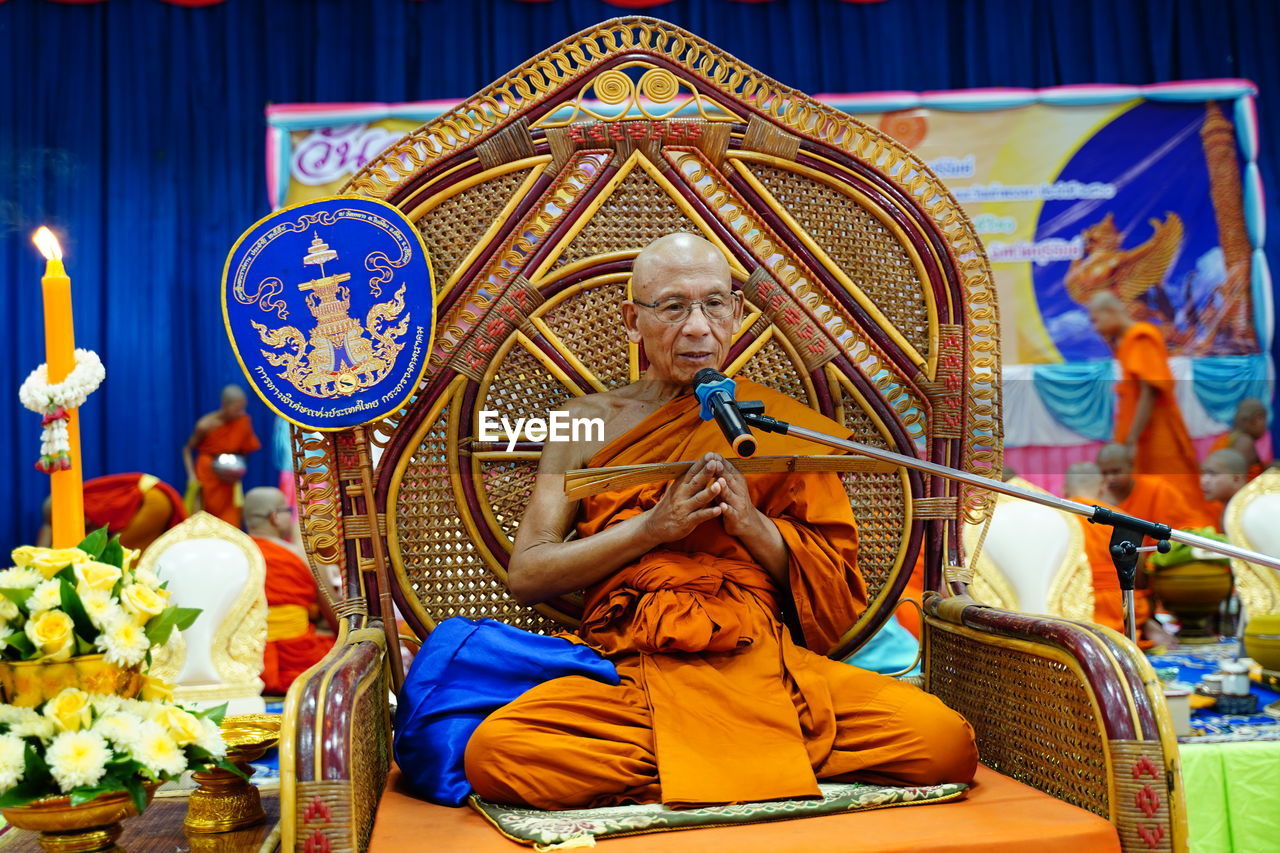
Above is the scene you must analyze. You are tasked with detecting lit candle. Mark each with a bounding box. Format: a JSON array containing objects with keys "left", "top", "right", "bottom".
[{"left": 32, "top": 227, "right": 85, "bottom": 547}]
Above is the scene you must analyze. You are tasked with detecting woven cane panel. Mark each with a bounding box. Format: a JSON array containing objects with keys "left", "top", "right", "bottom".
[
  {"left": 835, "top": 383, "right": 904, "bottom": 602},
  {"left": 928, "top": 627, "right": 1110, "bottom": 817},
  {"left": 481, "top": 457, "right": 539, "bottom": 543},
  {"left": 539, "top": 282, "right": 632, "bottom": 389},
  {"left": 393, "top": 405, "right": 559, "bottom": 633},
  {"left": 549, "top": 165, "right": 698, "bottom": 273},
  {"left": 349, "top": 662, "right": 390, "bottom": 851},
  {"left": 735, "top": 336, "right": 810, "bottom": 406},
  {"left": 414, "top": 167, "right": 533, "bottom": 283},
  {"left": 747, "top": 163, "right": 931, "bottom": 355},
  {"left": 482, "top": 343, "right": 578, "bottom": 417}
]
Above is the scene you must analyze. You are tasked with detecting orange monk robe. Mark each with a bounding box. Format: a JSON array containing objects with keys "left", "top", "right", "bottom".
[
  {"left": 83, "top": 474, "right": 186, "bottom": 552},
  {"left": 195, "top": 415, "right": 260, "bottom": 527},
  {"left": 465, "top": 381, "right": 977, "bottom": 810},
  {"left": 1209, "top": 431, "right": 1266, "bottom": 480},
  {"left": 1113, "top": 323, "right": 1204, "bottom": 508},
  {"left": 252, "top": 537, "right": 334, "bottom": 695}
]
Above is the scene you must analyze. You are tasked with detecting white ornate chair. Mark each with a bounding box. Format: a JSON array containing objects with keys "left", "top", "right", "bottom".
[
  {"left": 139, "top": 511, "right": 269, "bottom": 715},
  {"left": 1224, "top": 467, "right": 1280, "bottom": 619},
  {"left": 963, "top": 477, "right": 1094, "bottom": 620}
]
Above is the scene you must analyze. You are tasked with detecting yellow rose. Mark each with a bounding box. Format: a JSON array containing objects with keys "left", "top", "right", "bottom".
[
  {"left": 74, "top": 562, "right": 121, "bottom": 594},
  {"left": 119, "top": 584, "right": 165, "bottom": 623},
  {"left": 24, "top": 610, "right": 74, "bottom": 660},
  {"left": 11, "top": 547, "right": 90, "bottom": 579},
  {"left": 43, "top": 688, "right": 92, "bottom": 732},
  {"left": 120, "top": 548, "right": 141, "bottom": 572},
  {"left": 140, "top": 676, "right": 174, "bottom": 703},
  {"left": 154, "top": 706, "right": 203, "bottom": 746}
]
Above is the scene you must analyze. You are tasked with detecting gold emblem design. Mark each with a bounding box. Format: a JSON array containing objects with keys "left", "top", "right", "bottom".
[{"left": 251, "top": 233, "right": 411, "bottom": 397}]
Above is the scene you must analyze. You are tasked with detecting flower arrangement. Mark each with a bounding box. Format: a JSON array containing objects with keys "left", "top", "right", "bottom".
[
  {"left": 0, "top": 528, "right": 198, "bottom": 666},
  {"left": 0, "top": 688, "right": 231, "bottom": 811}
]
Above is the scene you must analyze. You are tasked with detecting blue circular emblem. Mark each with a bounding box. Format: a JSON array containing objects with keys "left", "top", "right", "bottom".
[{"left": 222, "top": 196, "right": 435, "bottom": 431}]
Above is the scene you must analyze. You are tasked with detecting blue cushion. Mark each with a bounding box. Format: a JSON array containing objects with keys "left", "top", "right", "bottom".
[{"left": 393, "top": 617, "right": 619, "bottom": 806}]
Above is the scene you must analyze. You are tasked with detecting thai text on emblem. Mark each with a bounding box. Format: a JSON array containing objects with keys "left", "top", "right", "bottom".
[{"left": 233, "top": 213, "right": 413, "bottom": 398}]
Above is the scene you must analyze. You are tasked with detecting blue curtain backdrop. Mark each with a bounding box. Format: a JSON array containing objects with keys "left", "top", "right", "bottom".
[{"left": 1, "top": 0, "right": 1277, "bottom": 550}]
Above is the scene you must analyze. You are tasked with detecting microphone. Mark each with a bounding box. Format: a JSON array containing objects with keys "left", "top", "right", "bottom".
[{"left": 693, "top": 368, "right": 757, "bottom": 458}]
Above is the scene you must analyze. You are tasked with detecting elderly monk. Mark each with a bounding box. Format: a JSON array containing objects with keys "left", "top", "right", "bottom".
[
  {"left": 463, "top": 234, "right": 977, "bottom": 810},
  {"left": 184, "top": 385, "right": 261, "bottom": 528},
  {"left": 243, "top": 487, "right": 335, "bottom": 694},
  {"left": 1209, "top": 397, "right": 1268, "bottom": 480},
  {"left": 1201, "top": 448, "right": 1249, "bottom": 529},
  {"left": 1089, "top": 292, "right": 1203, "bottom": 509}
]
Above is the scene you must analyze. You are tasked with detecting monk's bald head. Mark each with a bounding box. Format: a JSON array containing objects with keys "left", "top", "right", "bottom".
[
  {"left": 1087, "top": 291, "right": 1129, "bottom": 339},
  {"left": 1096, "top": 443, "right": 1134, "bottom": 501},
  {"left": 1202, "top": 448, "right": 1248, "bottom": 503},
  {"left": 1064, "top": 462, "right": 1102, "bottom": 501},
  {"left": 631, "top": 233, "right": 730, "bottom": 302},
  {"left": 1235, "top": 397, "right": 1268, "bottom": 438},
  {"left": 220, "top": 384, "right": 247, "bottom": 418},
  {"left": 243, "top": 487, "right": 289, "bottom": 535}
]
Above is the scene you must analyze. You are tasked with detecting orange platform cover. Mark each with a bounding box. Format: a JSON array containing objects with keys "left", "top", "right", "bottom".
[{"left": 370, "top": 763, "right": 1120, "bottom": 852}]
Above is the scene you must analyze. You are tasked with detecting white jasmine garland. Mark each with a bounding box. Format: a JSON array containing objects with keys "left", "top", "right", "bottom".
[
  {"left": 17, "top": 349, "right": 105, "bottom": 473},
  {"left": 46, "top": 730, "right": 111, "bottom": 792}
]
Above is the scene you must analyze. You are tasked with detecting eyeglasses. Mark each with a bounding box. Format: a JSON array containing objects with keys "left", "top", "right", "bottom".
[{"left": 631, "top": 292, "right": 740, "bottom": 324}]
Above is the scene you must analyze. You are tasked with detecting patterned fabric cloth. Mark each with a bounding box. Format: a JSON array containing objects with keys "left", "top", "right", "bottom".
[
  {"left": 469, "top": 780, "right": 969, "bottom": 847},
  {"left": 1149, "top": 641, "right": 1280, "bottom": 744}
]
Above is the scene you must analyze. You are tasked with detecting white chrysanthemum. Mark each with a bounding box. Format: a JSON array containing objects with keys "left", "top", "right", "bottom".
[
  {"left": 134, "top": 721, "right": 187, "bottom": 778},
  {"left": 0, "top": 705, "right": 31, "bottom": 726},
  {"left": 131, "top": 567, "right": 162, "bottom": 591},
  {"left": 94, "top": 615, "right": 149, "bottom": 667},
  {"left": 193, "top": 717, "right": 226, "bottom": 758},
  {"left": 79, "top": 589, "right": 122, "bottom": 632},
  {"left": 11, "top": 712, "right": 56, "bottom": 742},
  {"left": 46, "top": 730, "right": 110, "bottom": 792},
  {"left": 27, "top": 579, "right": 63, "bottom": 614},
  {"left": 0, "top": 567, "right": 41, "bottom": 590},
  {"left": 0, "top": 597, "right": 18, "bottom": 624},
  {"left": 91, "top": 711, "right": 145, "bottom": 753},
  {"left": 89, "top": 694, "right": 123, "bottom": 715},
  {"left": 0, "top": 733, "right": 24, "bottom": 794},
  {"left": 120, "top": 699, "right": 163, "bottom": 721}
]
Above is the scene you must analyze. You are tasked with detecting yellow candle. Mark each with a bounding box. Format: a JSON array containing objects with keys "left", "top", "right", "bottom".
[{"left": 33, "top": 228, "right": 85, "bottom": 548}]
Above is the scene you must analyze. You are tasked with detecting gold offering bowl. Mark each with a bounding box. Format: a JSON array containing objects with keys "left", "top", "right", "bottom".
[
  {"left": 1244, "top": 613, "right": 1280, "bottom": 672},
  {"left": 1149, "top": 560, "right": 1233, "bottom": 643},
  {"left": 184, "top": 714, "right": 280, "bottom": 834},
  {"left": 2, "top": 784, "right": 158, "bottom": 853},
  {"left": 0, "top": 656, "right": 142, "bottom": 707}
]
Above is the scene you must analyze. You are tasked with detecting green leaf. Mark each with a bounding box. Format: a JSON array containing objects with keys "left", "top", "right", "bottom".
[
  {"left": 0, "top": 588, "right": 33, "bottom": 607},
  {"left": 77, "top": 528, "right": 108, "bottom": 560},
  {"left": 143, "top": 609, "right": 178, "bottom": 648},
  {"left": 23, "top": 741, "right": 52, "bottom": 789},
  {"left": 216, "top": 757, "right": 250, "bottom": 780},
  {"left": 192, "top": 702, "right": 228, "bottom": 726},
  {"left": 59, "top": 579, "right": 95, "bottom": 642},
  {"left": 124, "top": 776, "right": 147, "bottom": 815},
  {"left": 172, "top": 607, "right": 201, "bottom": 631},
  {"left": 0, "top": 779, "right": 45, "bottom": 809},
  {"left": 69, "top": 784, "right": 122, "bottom": 807},
  {"left": 54, "top": 565, "right": 76, "bottom": 585},
  {"left": 2, "top": 632, "right": 35, "bottom": 658},
  {"left": 74, "top": 634, "right": 94, "bottom": 656},
  {"left": 99, "top": 537, "right": 123, "bottom": 570}
]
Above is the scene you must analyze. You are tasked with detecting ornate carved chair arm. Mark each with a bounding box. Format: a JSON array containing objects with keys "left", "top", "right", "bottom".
[
  {"left": 281, "top": 620, "right": 392, "bottom": 853},
  {"left": 922, "top": 593, "right": 1187, "bottom": 853}
]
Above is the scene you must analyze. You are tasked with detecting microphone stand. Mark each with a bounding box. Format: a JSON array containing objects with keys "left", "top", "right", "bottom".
[{"left": 740, "top": 405, "right": 1280, "bottom": 646}]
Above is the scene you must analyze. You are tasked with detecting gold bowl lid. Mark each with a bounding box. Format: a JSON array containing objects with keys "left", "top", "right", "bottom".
[{"left": 220, "top": 713, "right": 281, "bottom": 751}]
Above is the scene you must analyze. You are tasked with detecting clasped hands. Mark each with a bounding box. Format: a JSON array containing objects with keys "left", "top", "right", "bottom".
[{"left": 642, "top": 452, "right": 769, "bottom": 544}]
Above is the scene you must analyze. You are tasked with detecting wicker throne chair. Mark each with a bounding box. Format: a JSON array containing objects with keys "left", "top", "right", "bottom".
[{"left": 279, "top": 18, "right": 1185, "bottom": 853}]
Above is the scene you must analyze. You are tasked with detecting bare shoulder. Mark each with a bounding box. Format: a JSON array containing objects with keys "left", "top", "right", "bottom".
[{"left": 193, "top": 411, "right": 222, "bottom": 434}]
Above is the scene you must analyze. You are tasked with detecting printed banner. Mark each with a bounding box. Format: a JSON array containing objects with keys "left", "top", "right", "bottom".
[
  {"left": 266, "top": 82, "right": 1269, "bottom": 370},
  {"left": 222, "top": 197, "right": 435, "bottom": 431}
]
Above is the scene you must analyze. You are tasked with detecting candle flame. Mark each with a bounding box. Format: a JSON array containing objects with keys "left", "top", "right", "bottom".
[{"left": 32, "top": 227, "right": 63, "bottom": 261}]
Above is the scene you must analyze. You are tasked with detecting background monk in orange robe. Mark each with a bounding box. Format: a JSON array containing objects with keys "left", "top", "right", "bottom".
[
  {"left": 464, "top": 234, "right": 976, "bottom": 810},
  {"left": 1098, "top": 443, "right": 1214, "bottom": 649},
  {"left": 1209, "top": 397, "right": 1268, "bottom": 480},
  {"left": 1089, "top": 292, "right": 1203, "bottom": 510},
  {"left": 38, "top": 473, "right": 185, "bottom": 552},
  {"left": 184, "top": 385, "right": 261, "bottom": 528},
  {"left": 244, "top": 487, "right": 335, "bottom": 695},
  {"left": 1201, "top": 448, "right": 1249, "bottom": 529}
]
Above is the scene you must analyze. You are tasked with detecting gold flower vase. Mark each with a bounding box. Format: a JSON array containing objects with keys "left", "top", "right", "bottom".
[
  {"left": 184, "top": 715, "right": 280, "bottom": 834},
  {"left": 1, "top": 784, "right": 158, "bottom": 853},
  {"left": 0, "top": 655, "right": 143, "bottom": 707}
]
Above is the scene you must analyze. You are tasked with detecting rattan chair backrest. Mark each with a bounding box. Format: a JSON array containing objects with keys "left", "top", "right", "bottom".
[{"left": 293, "top": 17, "right": 1002, "bottom": 658}]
